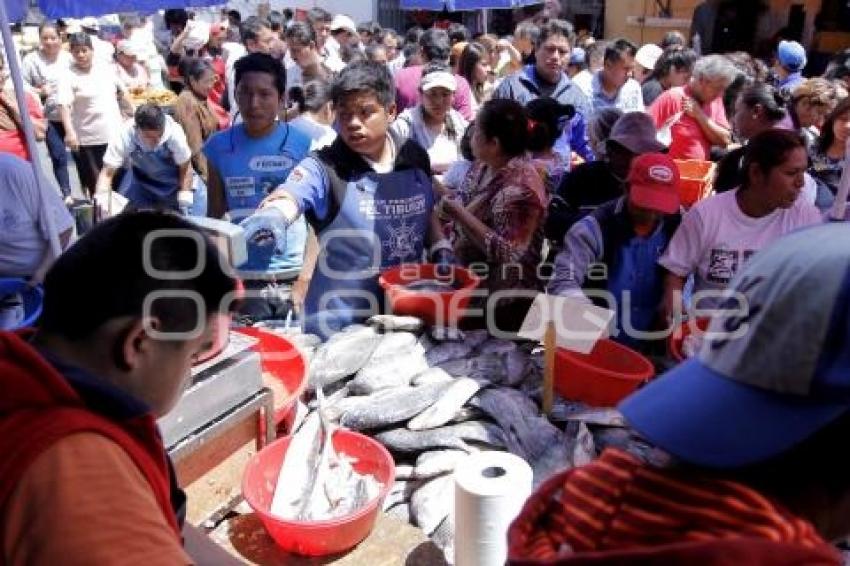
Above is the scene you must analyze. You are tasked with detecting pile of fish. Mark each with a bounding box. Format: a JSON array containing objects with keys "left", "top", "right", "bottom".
[
  {"left": 271, "top": 392, "right": 382, "bottom": 522},
  {"left": 281, "top": 315, "right": 655, "bottom": 563}
]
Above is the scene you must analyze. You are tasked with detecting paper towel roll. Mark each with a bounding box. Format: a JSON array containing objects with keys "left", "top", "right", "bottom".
[{"left": 454, "top": 451, "right": 533, "bottom": 566}]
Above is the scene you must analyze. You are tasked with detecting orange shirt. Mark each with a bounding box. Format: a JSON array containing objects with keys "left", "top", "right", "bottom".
[{"left": 2, "top": 433, "right": 192, "bottom": 565}]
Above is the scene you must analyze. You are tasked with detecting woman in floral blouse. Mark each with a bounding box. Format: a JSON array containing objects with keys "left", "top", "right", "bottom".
[{"left": 437, "top": 98, "right": 546, "bottom": 331}]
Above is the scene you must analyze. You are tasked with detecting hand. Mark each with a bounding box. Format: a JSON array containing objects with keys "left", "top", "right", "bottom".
[
  {"left": 437, "top": 193, "right": 462, "bottom": 220},
  {"left": 682, "top": 97, "right": 704, "bottom": 120},
  {"left": 65, "top": 132, "right": 79, "bottom": 152},
  {"left": 290, "top": 277, "right": 309, "bottom": 314},
  {"left": 432, "top": 178, "right": 451, "bottom": 199}
]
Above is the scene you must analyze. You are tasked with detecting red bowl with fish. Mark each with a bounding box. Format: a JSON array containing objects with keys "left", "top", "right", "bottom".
[
  {"left": 242, "top": 429, "right": 395, "bottom": 556},
  {"left": 378, "top": 263, "right": 481, "bottom": 326},
  {"left": 233, "top": 327, "right": 307, "bottom": 435}
]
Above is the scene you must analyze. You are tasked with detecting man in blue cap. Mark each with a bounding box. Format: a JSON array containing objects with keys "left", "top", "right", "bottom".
[
  {"left": 774, "top": 39, "right": 807, "bottom": 95},
  {"left": 509, "top": 222, "right": 850, "bottom": 565}
]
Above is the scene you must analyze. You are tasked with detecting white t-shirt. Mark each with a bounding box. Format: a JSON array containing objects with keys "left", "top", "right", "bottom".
[
  {"left": 390, "top": 106, "right": 468, "bottom": 173},
  {"left": 92, "top": 36, "right": 116, "bottom": 66},
  {"left": 103, "top": 116, "right": 192, "bottom": 168},
  {"left": 0, "top": 154, "right": 74, "bottom": 277},
  {"left": 572, "top": 69, "right": 593, "bottom": 98},
  {"left": 20, "top": 50, "right": 72, "bottom": 121},
  {"left": 659, "top": 188, "right": 823, "bottom": 309},
  {"left": 57, "top": 64, "right": 125, "bottom": 146},
  {"left": 289, "top": 115, "right": 336, "bottom": 150}
]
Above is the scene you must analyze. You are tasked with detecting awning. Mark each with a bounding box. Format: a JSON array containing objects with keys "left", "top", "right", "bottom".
[{"left": 400, "top": 0, "right": 542, "bottom": 11}]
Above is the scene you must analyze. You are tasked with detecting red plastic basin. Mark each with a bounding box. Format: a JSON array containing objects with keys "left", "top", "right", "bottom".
[
  {"left": 668, "top": 317, "right": 711, "bottom": 363},
  {"left": 554, "top": 339, "right": 655, "bottom": 406},
  {"left": 378, "top": 263, "right": 481, "bottom": 326},
  {"left": 242, "top": 430, "right": 395, "bottom": 556},
  {"left": 233, "top": 327, "right": 307, "bottom": 434}
]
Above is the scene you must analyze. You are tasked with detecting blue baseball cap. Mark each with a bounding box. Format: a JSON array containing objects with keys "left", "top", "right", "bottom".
[
  {"left": 777, "top": 40, "right": 807, "bottom": 72},
  {"left": 569, "top": 47, "right": 586, "bottom": 66},
  {"left": 620, "top": 223, "right": 850, "bottom": 469}
]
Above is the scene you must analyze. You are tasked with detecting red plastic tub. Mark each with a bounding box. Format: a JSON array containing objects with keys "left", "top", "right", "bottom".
[
  {"left": 674, "top": 159, "right": 715, "bottom": 208},
  {"left": 242, "top": 430, "right": 395, "bottom": 556},
  {"left": 554, "top": 339, "right": 655, "bottom": 406},
  {"left": 668, "top": 317, "right": 711, "bottom": 363},
  {"left": 378, "top": 263, "right": 481, "bottom": 326},
  {"left": 233, "top": 327, "right": 307, "bottom": 434}
]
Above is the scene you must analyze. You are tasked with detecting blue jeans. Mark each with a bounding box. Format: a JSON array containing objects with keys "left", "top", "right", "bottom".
[{"left": 45, "top": 121, "right": 71, "bottom": 196}]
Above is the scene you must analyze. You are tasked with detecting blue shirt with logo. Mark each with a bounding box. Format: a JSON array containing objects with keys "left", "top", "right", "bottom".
[{"left": 204, "top": 122, "right": 311, "bottom": 272}]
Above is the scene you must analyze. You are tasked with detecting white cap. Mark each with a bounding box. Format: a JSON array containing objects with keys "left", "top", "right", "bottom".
[
  {"left": 330, "top": 14, "right": 357, "bottom": 35},
  {"left": 80, "top": 17, "right": 99, "bottom": 31},
  {"left": 420, "top": 70, "right": 457, "bottom": 92},
  {"left": 115, "top": 39, "right": 139, "bottom": 57},
  {"left": 183, "top": 20, "right": 210, "bottom": 51},
  {"left": 635, "top": 43, "right": 663, "bottom": 70}
]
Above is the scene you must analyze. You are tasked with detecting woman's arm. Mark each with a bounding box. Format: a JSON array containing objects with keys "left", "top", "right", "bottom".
[{"left": 206, "top": 163, "right": 227, "bottom": 218}]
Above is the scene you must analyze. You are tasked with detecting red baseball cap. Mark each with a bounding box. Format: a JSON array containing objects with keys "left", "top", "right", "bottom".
[{"left": 627, "top": 153, "right": 681, "bottom": 214}]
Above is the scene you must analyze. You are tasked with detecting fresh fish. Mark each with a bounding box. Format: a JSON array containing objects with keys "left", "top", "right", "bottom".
[
  {"left": 468, "top": 354, "right": 509, "bottom": 384},
  {"left": 563, "top": 408, "right": 626, "bottom": 427},
  {"left": 368, "top": 331, "right": 421, "bottom": 362},
  {"left": 411, "top": 474, "right": 454, "bottom": 535},
  {"left": 448, "top": 406, "right": 487, "bottom": 424},
  {"left": 430, "top": 326, "right": 465, "bottom": 342},
  {"left": 436, "top": 357, "right": 474, "bottom": 377},
  {"left": 405, "top": 279, "right": 460, "bottom": 292},
  {"left": 383, "top": 479, "right": 426, "bottom": 511},
  {"left": 301, "top": 393, "right": 335, "bottom": 519},
  {"left": 367, "top": 314, "right": 425, "bottom": 333},
  {"left": 270, "top": 412, "right": 322, "bottom": 519},
  {"left": 448, "top": 420, "right": 508, "bottom": 449},
  {"left": 395, "top": 464, "right": 416, "bottom": 480},
  {"left": 476, "top": 338, "right": 518, "bottom": 356},
  {"left": 431, "top": 514, "right": 455, "bottom": 565},
  {"left": 408, "top": 378, "right": 482, "bottom": 431},
  {"left": 308, "top": 326, "right": 381, "bottom": 388},
  {"left": 414, "top": 450, "right": 468, "bottom": 479},
  {"left": 502, "top": 349, "right": 530, "bottom": 387},
  {"left": 349, "top": 354, "right": 430, "bottom": 394},
  {"left": 470, "top": 387, "right": 541, "bottom": 456},
  {"left": 417, "top": 333, "right": 438, "bottom": 354},
  {"left": 426, "top": 341, "right": 473, "bottom": 366},
  {"left": 339, "top": 382, "right": 451, "bottom": 430},
  {"left": 565, "top": 421, "right": 596, "bottom": 468},
  {"left": 385, "top": 501, "right": 413, "bottom": 523},
  {"left": 463, "top": 329, "right": 490, "bottom": 350},
  {"left": 374, "top": 426, "right": 472, "bottom": 454},
  {"left": 412, "top": 367, "right": 455, "bottom": 386}
]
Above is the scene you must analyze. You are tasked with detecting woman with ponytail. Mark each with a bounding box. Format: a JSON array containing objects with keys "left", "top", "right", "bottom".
[{"left": 526, "top": 98, "right": 574, "bottom": 194}]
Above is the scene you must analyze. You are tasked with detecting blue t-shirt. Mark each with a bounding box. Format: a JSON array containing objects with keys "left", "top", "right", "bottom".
[{"left": 203, "top": 122, "right": 311, "bottom": 272}]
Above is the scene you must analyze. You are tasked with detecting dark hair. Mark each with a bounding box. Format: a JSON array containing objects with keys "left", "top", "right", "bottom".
[
  {"left": 526, "top": 98, "right": 573, "bottom": 152},
  {"left": 38, "top": 21, "right": 58, "bottom": 36},
  {"left": 514, "top": 21, "right": 540, "bottom": 44},
  {"left": 267, "top": 11, "right": 284, "bottom": 32},
  {"left": 340, "top": 43, "right": 367, "bottom": 65},
  {"left": 227, "top": 9, "right": 242, "bottom": 24},
  {"left": 234, "top": 52, "right": 286, "bottom": 96},
  {"left": 405, "top": 25, "right": 424, "bottom": 46},
  {"left": 68, "top": 32, "right": 92, "bottom": 49},
  {"left": 447, "top": 23, "right": 470, "bottom": 45},
  {"left": 39, "top": 211, "right": 236, "bottom": 340},
  {"left": 652, "top": 47, "right": 697, "bottom": 79},
  {"left": 331, "top": 60, "right": 395, "bottom": 108},
  {"left": 365, "top": 44, "right": 388, "bottom": 63},
  {"left": 817, "top": 97, "right": 850, "bottom": 155},
  {"left": 164, "top": 9, "right": 189, "bottom": 29},
  {"left": 285, "top": 21, "right": 316, "bottom": 46},
  {"left": 240, "top": 16, "right": 271, "bottom": 45},
  {"left": 477, "top": 99, "right": 529, "bottom": 157},
  {"left": 403, "top": 43, "right": 420, "bottom": 67},
  {"left": 282, "top": 9, "right": 293, "bottom": 21},
  {"left": 358, "top": 21, "right": 382, "bottom": 39},
  {"left": 419, "top": 28, "right": 451, "bottom": 64},
  {"left": 604, "top": 38, "right": 637, "bottom": 64},
  {"left": 375, "top": 29, "right": 398, "bottom": 46},
  {"left": 741, "top": 129, "right": 806, "bottom": 189},
  {"left": 306, "top": 7, "right": 332, "bottom": 26},
  {"left": 739, "top": 83, "right": 788, "bottom": 123},
  {"left": 179, "top": 57, "right": 214, "bottom": 84},
  {"left": 290, "top": 79, "right": 332, "bottom": 114},
  {"left": 535, "top": 19, "right": 574, "bottom": 49},
  {"left": 660, "top": 30, "right": 686, "bottom": 49},
  {"left": 134, "top": 103, "right": 165, "bottom": 131},
  {"left": 585, "top": 40, "right": 605, "bottom": 67},
  {"left": 459, "top": 120, "right": 474, "bottom": 161},
  {"left": 458, "top": 42, "right": 488, "bottom": 102}
]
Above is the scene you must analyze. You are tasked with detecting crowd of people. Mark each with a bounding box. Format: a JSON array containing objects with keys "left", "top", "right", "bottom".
[{"left": 2, "top": 4, "right": 850, "bottom": 565}]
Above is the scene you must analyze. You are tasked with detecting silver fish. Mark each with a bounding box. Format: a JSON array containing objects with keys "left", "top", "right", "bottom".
[
  {"left": 308, "top": 326, "right": 381, "bottom": 388},
  {"left": 408, "top": 378, "right": 482, "bottom": 431},
  {"left": 374, "top": 427, "right": 471, "bottom": 454},
  {"left": 269, "top": 411, "right": 322, "bottom": 519},
  {"left": 368, "top": 331, "right": 421, "bottom": 362},
  {"left": 448, "top": 406, "right": 487, "bottom": 424},
  {"left": 349, "top": 354, "right": 430, "bottom": 394},
  {"left": 502, "top": 349, "right": 530, "bottom": 387},
  {"left": 367, "top": 314, "right": 425, "bottom": 333},
  {"left": 426, "top": 341, "right": 473, "bottom": 366},
  {"left": 385, "top": 501, "right": 413, "bottom": 524},
  {"left": 468, "top": 354, "right": 509, "bottom": 384},
  {"left": 412, "top": 367, "right": 455, "bottom": 386},
  {"left": 476, "top": 338, "right": 518, "bottom": 356},
  {"left": 447, "top": 420, "right": 508, "bottom": 449},
  {"left": 430, "top": 326, "right": 465, "bottom": 342},
  {"left": 414, "top": 450, "right": 468, "bottom": 479},
  {"left": 382, "top": 479, "right": 426, "bottom": 511},
  {"left": 405, "top": 279, "right": 460, "bottom": 292},
  {"left": 431, "top": 514, "right": 455, "bottom": 565},
  {"left": 395, "top": 464, "right": 416, "bottom": 480},
  {"left": 436, "top": 357, "right": 474, "bottom": 377},
  {"left": 339, "top": 382, "right": 451, "bottom": 430},
  {"left": 566, "top": 421, "right": 596, "bottom": 468},
  {"left": 563, "top": 407, "right": 627, "bottom": 427},
  {"left": 411, "top": 474, "right": 454, "bottom": 535},
  {"left": 463, "top": 329, "right": 491, "bottom": 350}
]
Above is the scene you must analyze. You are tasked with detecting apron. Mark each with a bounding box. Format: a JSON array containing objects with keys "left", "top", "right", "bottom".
[
  {"left": 122, "top": 138, "right": 181, "bottom": 210},
  {"left": 303, "top": 167, "right": 433, "bottom": 340}
]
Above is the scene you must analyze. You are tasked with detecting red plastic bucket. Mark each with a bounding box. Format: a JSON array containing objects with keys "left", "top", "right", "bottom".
[
  {"left": 378, "top": 263, "right": 481, "bottom": 326},
  {"left": 233, "top": 327, "right": 307, "bottom": 434},
  {"left": 554, "top": 339, "right": 655, "bottom": 406},
  {"left": 668, "top": 317, "right": 711, "bottom": 363},
  {"left": 242, "top": 430, "right": 395, "bottom": 556}
]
